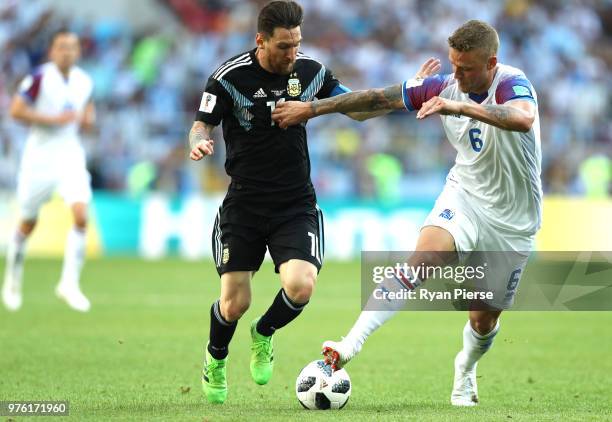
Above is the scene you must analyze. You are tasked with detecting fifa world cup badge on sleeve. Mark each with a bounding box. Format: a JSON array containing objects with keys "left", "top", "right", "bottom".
[
  {"left": 287, "top": 73, "right": 301, "bottom": 97},
  {"left": 199, "top": 92, "right": 217, "bottom": 113}
]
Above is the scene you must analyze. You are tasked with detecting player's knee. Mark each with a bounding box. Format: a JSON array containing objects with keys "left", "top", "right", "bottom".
[
  {"left": 19, "top": 220, "right": 36, "bottom": 236},
  {"left": 75, "top": 220, "right": 87, "bottom": 230},
  {"left": 74, "top": 213, "right": 88, "bottom": 229},
  {"left": 220, "top": 298, "right": 250, "bottom": 322},
  {"left": 470, "top": 316, "right": 498, "bottom": 336},
  {"left": 284, "top": 272, "right": 316, "bottom": 304},
  {"left": 71, "top": 204, "right": 88, "bottom": 229}
]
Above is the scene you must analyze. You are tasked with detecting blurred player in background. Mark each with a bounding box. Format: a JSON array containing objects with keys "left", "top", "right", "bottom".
[
  {"left": 2, "top": 29, "right": 95, "bottom": 313},
  {"left": 273, "top": 20, "right": 541, "bottom": 406},
  {"left": 189, "top": 0, "right": 439, "bottom": 404}
]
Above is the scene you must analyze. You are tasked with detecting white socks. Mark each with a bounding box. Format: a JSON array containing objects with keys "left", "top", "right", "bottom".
[
  {"left": 4, "top": 231, "right": 27, "bottom": 288},
  {"left": 59, "top": 227, "right": 86, "bottom": 287},
  {"left": 459, "top": 320, "right": 500, "bottom": 372},
  {"left": 342, "top": 266, "right": 500, "bottom": 372},
  {"left": 343, "top": 267, "right": 423, "bottom": 352}
]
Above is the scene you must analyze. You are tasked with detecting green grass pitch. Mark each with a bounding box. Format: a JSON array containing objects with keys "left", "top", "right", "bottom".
[{"left": 1, "top": 258, "right": 611, "bottom": 421}]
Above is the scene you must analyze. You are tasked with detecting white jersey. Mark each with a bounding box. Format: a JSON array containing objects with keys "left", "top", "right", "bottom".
[
  {"left": 402, "top": 64, "right": 542, "bottom": 235},
  {"left": 18, "top": 62, "right": 93, "bottom": 174}
]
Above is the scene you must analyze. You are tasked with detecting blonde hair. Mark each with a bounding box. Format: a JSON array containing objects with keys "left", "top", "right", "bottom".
[{"left": 448, "top": 20, "right": 499, "bottom": 56}]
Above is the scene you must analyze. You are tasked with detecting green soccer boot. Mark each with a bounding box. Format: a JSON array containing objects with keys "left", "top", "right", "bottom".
[
  {"left": 202, "top": 344, "right": 228, "bottom": 404},
  {"left": 250, "top": 317, "right": 274, "bottom": 385}
]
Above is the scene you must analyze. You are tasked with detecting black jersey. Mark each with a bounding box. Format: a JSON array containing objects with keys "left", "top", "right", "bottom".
[{"left": 195, "top": 48, "right": 342, "bottom": 216}]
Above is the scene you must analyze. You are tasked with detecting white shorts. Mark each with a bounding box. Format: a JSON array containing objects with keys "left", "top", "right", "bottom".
[
  {"left": 422, "top": 182, "right": 535, "bottom": 309},
  {"left": 16, "top": 165, "right": 92, "bottom": 221}
]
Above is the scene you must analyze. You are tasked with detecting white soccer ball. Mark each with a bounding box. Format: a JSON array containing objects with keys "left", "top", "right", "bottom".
[{"left": 295, "top": 360, "right": 351, "bottom": 410}]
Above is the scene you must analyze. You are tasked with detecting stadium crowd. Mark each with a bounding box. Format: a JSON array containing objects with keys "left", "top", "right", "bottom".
[{"left": 1, "top": 0, "right": 610, "bottom": 199}]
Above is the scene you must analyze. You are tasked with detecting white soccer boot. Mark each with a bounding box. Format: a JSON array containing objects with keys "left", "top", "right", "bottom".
[
  {"left": 451, "top": 351, "right": 479, "bottom": 406},
  {"left": 56, "top": 282, "right": 91, "bottom": 312},
  {"left": 322, "top": 339, "right": 360, "bottom": 371},
  {"left": 2, "top": 276, "right": 22, "bottom": 311}
]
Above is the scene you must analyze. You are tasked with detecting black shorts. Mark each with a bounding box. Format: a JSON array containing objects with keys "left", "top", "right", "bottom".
[{"left": 211, "top": 204, "right": 324, "bottom": 275}]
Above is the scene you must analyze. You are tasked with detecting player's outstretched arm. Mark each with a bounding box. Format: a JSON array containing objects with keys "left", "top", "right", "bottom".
[
  {"left": 272, "top": 58, "right": 442, "bottom": 128},
  {"left": 189, "top": 121, "right": 216, "bottom": 161},
  {"left": 272, "top": 84, "right": 404, "bottom": 129},
  {"left": 417, "top": 97, "right": 536, "bottom": 132},
  {"left": 9, "top": 94, "right": 76, "bottom": 126},
  {"left": 345, "top": 57, "right": 441, "bottom": 122}
]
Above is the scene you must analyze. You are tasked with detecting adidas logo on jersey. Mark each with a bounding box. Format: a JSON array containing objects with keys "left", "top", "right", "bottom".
[{"left": 253, "top": 88, "right": 267, "bottom": 98}]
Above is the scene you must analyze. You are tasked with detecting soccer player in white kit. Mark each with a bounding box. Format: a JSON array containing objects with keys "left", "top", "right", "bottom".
[
  {"left": 272, "top": 20, "right": 541, "bottom": 406},
  {"left": 2, "top": 30, "right": 95, "bottom": 312}
]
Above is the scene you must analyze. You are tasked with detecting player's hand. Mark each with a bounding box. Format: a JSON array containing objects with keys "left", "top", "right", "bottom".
[
  {"left": 52, "top": 110, "right": 78, "bottom": 126},
  {"left": 190, "top": 139, "right": 214, "bottom": 160},
  {"left": 272, "top": 101, "right": 314, "bottom": 129},
  {"left": 416, "top": 96, "right": 462, "bottom": 119},
  {"left": 414, "top": 57, "right": 441, "bottom": 80}
]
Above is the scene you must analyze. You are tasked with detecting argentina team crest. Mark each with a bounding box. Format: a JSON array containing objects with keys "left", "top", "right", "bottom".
[
  {"left": 222, "top": 244, "right": 230, "bottom": 264},
  {"left": 287, "top": 73, "right": 301, "bottom": 97}
]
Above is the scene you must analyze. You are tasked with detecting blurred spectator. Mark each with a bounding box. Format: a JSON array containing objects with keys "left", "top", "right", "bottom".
[
  {"left": 0, "top": 0, "right": 610, "bottom": 198},
  {"left": 579, "top": 154, "right": 611, "bottom": 198}
]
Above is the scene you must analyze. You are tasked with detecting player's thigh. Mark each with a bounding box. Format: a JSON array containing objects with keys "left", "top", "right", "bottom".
[
  {"left": 471, "top": 222, "right": 534, "bottom": 310},
  {"left": 416, "top": 226, "right": 456, "bottom": 251},
  {"left": 219, "top": 271, "right": 253, "bottom": 320},
  {"left": 413, "top": 226, "right": 458, "bottom": 268},
  {"left": 211, "top": 205, "right": 267, "bottom": 276},
  {"left": 268, "top": 206, "right": 324, "bottom": 274},
  {"left": 421, "top": 183, "right": 478, "bottom": 262},
  {"left": 16, "top": 172, "right": 55, "bottom": 221},
  {"left": 57, "top": 168, "right": 92, "bottom": 207}
]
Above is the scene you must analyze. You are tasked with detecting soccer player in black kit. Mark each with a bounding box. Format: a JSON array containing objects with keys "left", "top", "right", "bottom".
[{"left": 188, "top": 0, "right": 439, "bottom": 404}]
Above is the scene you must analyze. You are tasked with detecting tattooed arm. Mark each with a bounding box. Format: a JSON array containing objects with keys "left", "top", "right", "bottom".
[
  {"left": 343, "top": 57, "right": 441, "bottom": 122},
  {"left": 461, "top": 101, "right": 535, "bottom": 132},
  {"left": 189, "top": 121, "right": 216, "bottom": 161},
  {"left": 317, "top": 85, "right": 405, "bottom": 114},
  {"left": 271, "top": 58, "right": 440, "bottom": 127},
  {"left": 321, "top": 84, "right": 407, "bottom": 122},
  {"left": 272, "top": 84, "right": 405, "bottom": 129},
  {"left": 344, "top": 109, "right": 392, "bottom": 122},
  {"left": 416, "top": 96, "right": 536, "bottom": 132}
]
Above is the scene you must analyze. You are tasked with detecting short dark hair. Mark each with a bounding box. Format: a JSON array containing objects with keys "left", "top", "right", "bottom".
[
  {"left": 49, "top": 28, "right": 77, "bottom": 48},
  {"left": 257, "top": 1, "right": 303, "bottom": 38},
  {"left": 448, "top": 20, "right": 499, "bottom": 56}
]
